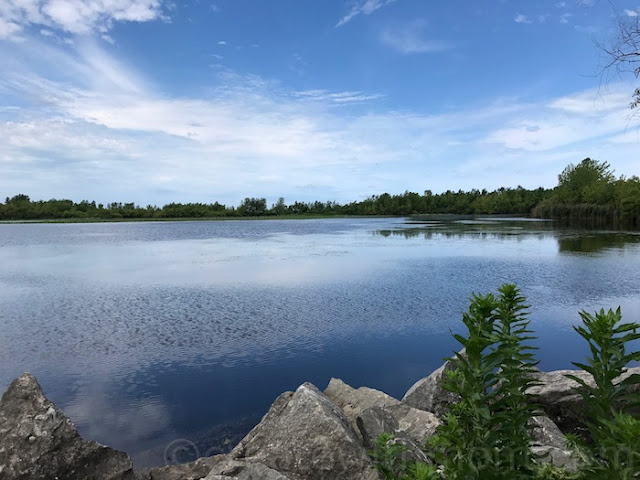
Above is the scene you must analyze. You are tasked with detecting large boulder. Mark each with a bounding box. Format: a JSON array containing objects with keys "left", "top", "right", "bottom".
[
  {"left": 528, "top": 367, "right": 640, "bottom": 435},
  {"left": 402, "top": 352, "right": 463, "bottom": 417},
  {"left": 324, "top": 378, "right": 440, "bottom": 446},
  {"left": 231, "top": 383, "right": 380, "bottom": 480},
  {"left": 0, "top": 372, "right": 136, "bottom": 480}
]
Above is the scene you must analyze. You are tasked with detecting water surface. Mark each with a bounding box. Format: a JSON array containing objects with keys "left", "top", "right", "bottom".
[{"left": 0, "top": 217, "right": 638, "bottom": 466}]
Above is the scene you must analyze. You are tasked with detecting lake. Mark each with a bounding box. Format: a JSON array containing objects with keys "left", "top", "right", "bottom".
[{"left": 0, "top": 217, "right": 639, "bottom": 467}]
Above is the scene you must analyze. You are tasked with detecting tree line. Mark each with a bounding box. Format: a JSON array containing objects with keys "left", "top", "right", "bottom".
[
  {"left": 531, "top": 158, "right": 640, "bottom": 228},
  {"left": 1, "top": 159, "right": 638, "bottom": 226},
  {"left": 0, "top": 188, "right": 552, "bottom": 221}
]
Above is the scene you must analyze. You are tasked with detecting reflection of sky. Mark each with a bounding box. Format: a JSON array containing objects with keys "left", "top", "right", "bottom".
[{"left": 0, "top": 218, "right": 639, "bottom": 467}]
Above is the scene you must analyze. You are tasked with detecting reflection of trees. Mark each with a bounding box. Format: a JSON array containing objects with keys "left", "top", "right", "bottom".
[
  {"left": 374, "top": 218, "right": 640, "bottom": 254},
  {"left": 374, "top": 218, "right": 556, "bottom": 242},
  {"left": 557, "top": 234, "right": 640, "bottom": 254}
]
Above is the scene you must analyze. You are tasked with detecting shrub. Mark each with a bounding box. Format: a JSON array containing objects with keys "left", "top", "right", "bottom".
[{"left": 370, "top": 286, "right": 639, "bottom": 479}]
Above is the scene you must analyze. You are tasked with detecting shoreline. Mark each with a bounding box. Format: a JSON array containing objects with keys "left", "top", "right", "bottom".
[{"left": 3, "top": 362, "right": 637, "bottom": 479}]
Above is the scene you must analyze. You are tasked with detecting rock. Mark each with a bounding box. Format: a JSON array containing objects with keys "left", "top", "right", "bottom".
[
  {"left": 530, "top": 415, "right": 568, "bottom": 450},
  {"left": 356, "top": 406, "right": 428, "bottom": 463},
  {"left": 528, "top": 367, "right": 640, "bottom": 435},
  {"left": 324, "top": 378, "right": 440, "bottom": 446},
  {"left": 532, "top": 446, "right": 579, "bottom": 473},
  {"left": 203, "top": 457, "right": 291, "bottom": 479},
  {"left": 529, "top": 415, "right": 579, "bottom": 473},
  {"left": 402, "top": 351, "right": 464, "bottom": 417},
  {"left": 0, "top": 372, "right": 136, "bottom": 480},
  {"left": 149, "top": 456, "right": 220, "bottom": 480},
  {"left": 324, "top": 378, "right": 399, "bottom": 438},
  {"left": 150, "top": 455, "right": 290, "bottom": 480},
  {"left": 231, "top": 383, "right": 380, "bottom": 480},
  {"left": 386, "top": 403, "right": 440, "bottom": 445}
]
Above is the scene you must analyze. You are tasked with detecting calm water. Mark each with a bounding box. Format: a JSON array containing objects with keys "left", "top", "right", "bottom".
[{"left": 0, "top": 217, "right": 639, "bottom": 467}]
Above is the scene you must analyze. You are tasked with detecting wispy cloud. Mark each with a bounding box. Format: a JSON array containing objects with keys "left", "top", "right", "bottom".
[
  {"left": 336, "top": 0, "right": 395, "bottom": 28},
  {"left": 515, "top": 14, "right": 533, "bottom": 24},
  {"left": 560, "top": 13, "right": 572, "bottom": 24},
  {"left": 624, "top": 8, "right": 639, "bottom": 17},
  {"left": 294, "top": 89, "right": 384, "bottom": 104},
  {"left": 1, "top": 35, "right": 638, "bottom": 205},
  {"left": 0, "top": 0, "right": 166, "bottom": 40},
  {"left": 379, "top": 20, "right": 451, "bottom": 54}
]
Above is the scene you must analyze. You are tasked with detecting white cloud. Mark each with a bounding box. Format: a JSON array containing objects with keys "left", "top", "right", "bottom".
[
  {"left": 336, "top": 0, "right": 395, "bottom": 28},
  {"left": 379, "top": 21, "right": 450, "bottom": 54},
  {"left": 0, "top": 0, "right": 165, "bottom": 39},
  {"left": 515, "top": 14, "right": 533, "bottom": 24},
  {"left": 294, "top": 89, "right": 384, "bottom": 104},
  {"left": 1, "top": 37, "right": 638, "bottom": 206},
  {"left": 624, "top": 9, "right": 639, "bottom": 17},
  {"left": 0, "top": 18, "right": 22, "bottom": 38},
  {"left": 484, "top": 87, "right": 632, "bottom": 152}
]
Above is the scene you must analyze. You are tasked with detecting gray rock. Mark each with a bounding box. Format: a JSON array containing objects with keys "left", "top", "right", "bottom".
[
  {"left": 0, "top": 372, "right": 136, "bottom": 480},
  {"left": 386, "top": 403, "right": 440, "bottom": 444},
  {"left": 532, "top": 446, "right": 579, "bottom": 473},
  {"left": 324, "top": 378, "right": 399, "bottom": 438},
  {"left": 530, "top": 415, "right": 568, "bottom": 450},
  {"left": 149, "top": 456, "right": 220, "bottom": 480},
  {"left": 324, "top": 378, "right": 440, "bottom": 446},
  {"left": 528, "top": 367, "right": 640, "bottom": 435},
  {"left": 402, "top": 351, "right": 464, "bottom": 417},
  {"left": 150, "top": 455, "right": 290, "bottom": 480},
  {"left": 356, "top": 406, "right": 428, "bottom": 464},
  {"left": 231, "top": 383, "right": 380, "bottom": 480},
  {"left": 529, "top": 415, "right": 579, "bottom": 473},
  {"left": 203, "top": 457, "right": 291, "bottom": 479}
]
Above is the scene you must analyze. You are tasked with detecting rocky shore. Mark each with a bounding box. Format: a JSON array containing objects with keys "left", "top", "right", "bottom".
[{"left": 2, "top": 359, "right": 638, "bottom": 480}]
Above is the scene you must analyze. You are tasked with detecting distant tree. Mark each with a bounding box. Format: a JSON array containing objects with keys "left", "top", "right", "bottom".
[
  {"left": 271, "top": 197, "right": 287, "bottom": 215},
  {"left": 239, "top": 197, "right": 267, "bottom": 216},
  {"left": 557, "top": 158, "right": 615, "bottom": 204},
  {"left": 6, "top": 194, "right": 30, "bottom": 204},
  {"left": 288, "top": 201, "right": 309, "bottom": 214}
]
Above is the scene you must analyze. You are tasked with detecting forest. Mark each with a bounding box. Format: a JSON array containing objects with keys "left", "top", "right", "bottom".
[{"left": 1, "top": 159, "right": 638, "bottom": 228}]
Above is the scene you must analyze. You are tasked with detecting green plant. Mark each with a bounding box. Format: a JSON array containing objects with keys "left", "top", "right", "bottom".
[
  {"left": 534, "top": 463, "right": 578, "bottom": 479},
  {"left": 369, "top": 432, "right": 439, "bottom": 480},
  {"left": 429, "top": 284, "right": 540, "bottom": 479},
  {"left": 566, "top": 307, "right": 640, "bottom": 479},
  {"left": 371, "top": 289, "right": 640, "bottom": 480}
]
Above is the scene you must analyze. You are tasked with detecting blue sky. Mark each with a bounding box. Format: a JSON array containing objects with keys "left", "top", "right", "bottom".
[{"left": 1, "top": 0, "right": 639, "bottom": 206}]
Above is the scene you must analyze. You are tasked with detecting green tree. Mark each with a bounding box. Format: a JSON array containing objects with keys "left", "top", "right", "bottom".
[
  {"left": 272, "top": 197, "right": 287, "bottom": 215},
  {"left": 556, "top": 158, "right": 615, "bottom": 204},
  {"left": 239, "top": 197, "right": 267, "bottom": 216}
]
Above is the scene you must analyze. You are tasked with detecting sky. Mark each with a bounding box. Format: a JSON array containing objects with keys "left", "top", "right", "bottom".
[{"left": 1, "top": 0, "right": 639, "bottom": 207}]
